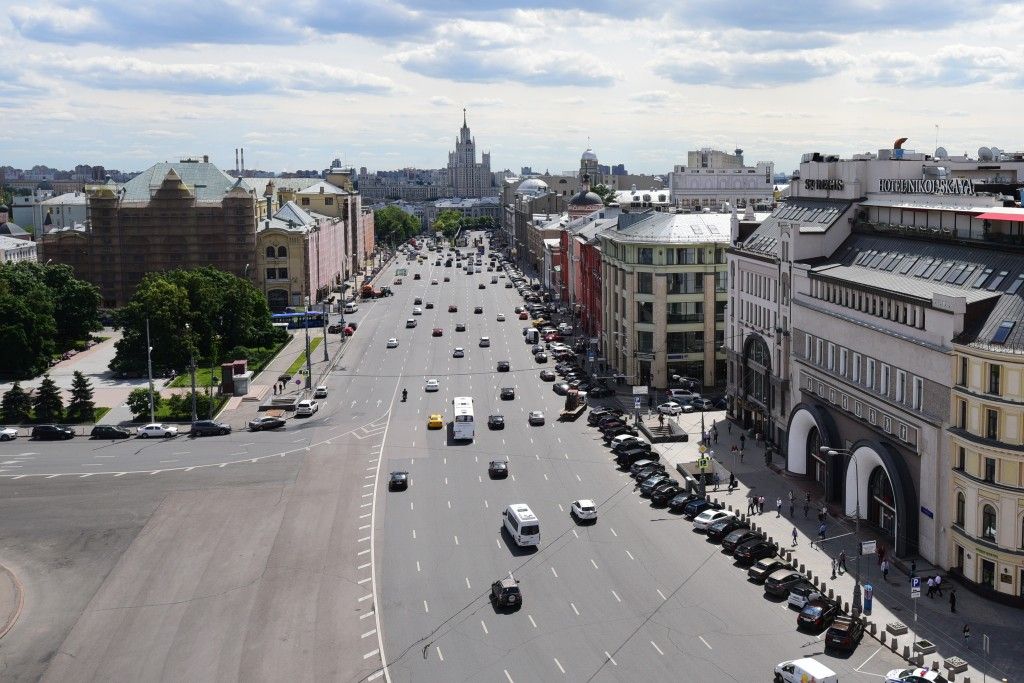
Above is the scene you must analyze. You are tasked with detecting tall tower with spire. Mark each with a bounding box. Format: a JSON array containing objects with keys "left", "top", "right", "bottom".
[{"left": 447, "top": 109, "right": 495, "bottom": 198}]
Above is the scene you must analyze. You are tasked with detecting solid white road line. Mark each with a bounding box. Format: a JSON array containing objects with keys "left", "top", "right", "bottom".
[
  {"left": 543, "top": 473, "right": 548, "bottom": 480},
  {"left": 504, "top": 670, "right": 514, "bottom": 682},
  {"left": 590, "top": 559, "right": 599, "bottom": 570},
  {"left": 424, "top": 600, "right": 429, "bottom": 613},
  {"left": 528, "top": 614, "right": 537, "bottom": 628},
  {"left": 651, "top": 641, "right": 664, "bottom": 655},
  {"left": 611, "top": 590, "right": 621, "bottom": 602},
  {"left": 572, "top": 529, "right": 578, "bottom": 539},
  {"left": 570, "top": 602, "right": 579, "bottom": 616},
  {"left": 416, "top": 561, "right": 421, "bottom": 572},
  {"left": 557, "top": 503, "right": 564, "bottom": 512},
  {"left": 363, "top": 649, "right": 380, "bottom": 659},
  {"left": 454, "top": 535, "right": 459, "bottom": 545},
  {"left": 412, "top": 530, "right": 417, "bottom": 539},
  {"left": 358, "top": 594, "right": 373, "bottom": 602},
  {"left": 609, "top": 527, "right": 618, "bottom": 537},
  {"left": 554, "top": 658, "right": 565, "bottom": 674},
  {"left": 480, "top": 620, "right": 488, "bottom": 634},
  {"left": 698, "top": 635, "right": 712, "bottom": 649},
  {"left": 362, "top": 629, "right": 377, "bottom": 638},
  {"left": 359, "top": 611, "right": 375, "bottom": 620},
  {"left": 550, "top": 566, "right": 558, "bottom": 578},
  {"left": 465, "top": 577, "right": 471, "bottom": 589},
  {"left": 575, "top": 474, "right": 582, "bottom": 482},
  {"left": 657, "top": 589, "right": 667, "bottom": 601},
  {"left": 436, "top": 646, "right": 443, "bottom": 661},
  {"left": 358, "top": 577, "right": 371, "bottom": 585}
]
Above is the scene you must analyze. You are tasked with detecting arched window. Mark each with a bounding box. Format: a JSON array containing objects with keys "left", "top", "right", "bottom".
[
  {"left": 277, "top": 246, "right": 288, "bottom": 258},
  {"left": 955, "top": 492, "right": 965, "bottom": 526},
  {"left": 265, "top": 246, "right": 275, "bottom": 258},
  {"left": 981, "top": 504, "right": 997, "bottom": 541}
]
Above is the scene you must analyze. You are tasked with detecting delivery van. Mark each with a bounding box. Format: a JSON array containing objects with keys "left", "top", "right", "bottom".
[{"left": 773, "top": 657, "right": 837, "bottom": 683}]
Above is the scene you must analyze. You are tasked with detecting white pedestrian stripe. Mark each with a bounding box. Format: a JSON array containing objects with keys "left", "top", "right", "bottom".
[{"left": 651, "top": 641, "right": 664, "bottom": 655}]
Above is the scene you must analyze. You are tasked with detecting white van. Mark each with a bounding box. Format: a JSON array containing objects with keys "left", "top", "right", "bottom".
[
  {"left": 525, "top": 328, "right": 539, "bottom": 344},
  {"left": 503, "top": 504, "right": 540, "bottom": 547},
  {"left": 668, "top": 388, "right": 699, "bottom": 400},
  {"left": 773, "top": 658, "right": 837, "bottom": 683},
  {"left": 344, "top": 302, "right": 358, "bottom": 314}
]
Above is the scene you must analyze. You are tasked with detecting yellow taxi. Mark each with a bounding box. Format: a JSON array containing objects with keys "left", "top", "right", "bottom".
[
  {"left": 427, "top": 414, "right": 444, "bottom": 429},
  {"left": 532, "top": 318, "right": 548, "bottom": 328}
]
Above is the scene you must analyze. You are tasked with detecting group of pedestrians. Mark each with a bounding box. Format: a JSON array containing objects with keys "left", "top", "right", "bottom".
[{"left": 746, "top": 495, "right": 766, "bottom": 515}]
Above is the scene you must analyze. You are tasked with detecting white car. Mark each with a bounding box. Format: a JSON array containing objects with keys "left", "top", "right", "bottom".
[
  {"left": 496, "top": 313, "right": 506, "bottom": 321},
  {"left": 609, "top": 434, "right": 641, "bottom": 449},
  {"left": 657, "top": 401, "right": 684, "bottom": 416},
  {"left": 425, "top": 378, "right": 440, "bottom": 392},
  {"left": 693, "top": 509, "right": 734, "bottom": 531},
  {"left": 137, "top": 423, "right": 178, "bottom": 438},
  {"left": 413, "top": 307, "right": 422, "bottom": 315},
  {"left": 528, "top": 410, "right": 545, "bottom": 425},
  {"left": 386, "top": 337, "right": 399, "bottom": 348},
  {"left": 313, "top": 385, "right": 328, "bottom": 398},
  {"left": 453, "top": 347, "right": 465, "bottom": 358},
  {"left": 296, "top": 399, "right": 319, "bottom": 416},
  {"left": 884, "top": 668, "right": 945, "bottom": 683},
  {"left": 479, "top": 336, "right": 490, "bottom": 347},
  {"left": 570, "top": 499, "right": 597, "bottom": 521},
  {"left": 0, "top": 426, "right": 18, "bottom": 441}
]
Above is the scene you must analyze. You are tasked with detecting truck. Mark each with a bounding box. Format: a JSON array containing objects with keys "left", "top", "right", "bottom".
[
  {"left": 559, "top": 388, "right": 587, "bottom": 421},
  {"left": 360, "top": 284, "right": 393, "bottom": 299}
]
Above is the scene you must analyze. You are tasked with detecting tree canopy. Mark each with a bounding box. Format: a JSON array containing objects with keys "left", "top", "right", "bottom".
[
  {"left": 111, "top": 267, "right": 285, "bottom": 376},
  {"left": 432, "top": 209, "right": 464, "bottom": 238},
  {"left": 590, "top": 183, "right": 617, "bottom": 205},
  {"left": 373, "top": 205, "right": 421, "bottom": 245}
]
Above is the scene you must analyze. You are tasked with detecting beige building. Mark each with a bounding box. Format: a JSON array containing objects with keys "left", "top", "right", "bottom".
[{"left": 599, "top": 209, "right": 729, "bottom": 389}]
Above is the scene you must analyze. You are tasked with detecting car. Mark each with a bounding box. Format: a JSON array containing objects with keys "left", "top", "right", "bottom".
[
  {"left": 313, "top": 385, "right": 328, "bottom": 398},
  {"left": 295, "top": 400, "right": 320, "bottom": 416},
  {"left": 191, "top": 420, "right": 231, "bottom": 436},
  {"left": 682, "top": 497, "right": 720, "bottom": 518},
  {"left": 706, "top": 517, "right": 750, "bottom": 541},
  {"left": 455, "top": 322, "right": 466, "bottom": 331},
  {"left": 530, "top": 344, "right": 543, "bottom": 355},
  {"left": 453, "top": 347, "right": 465, "bottom": 358},
  {"left": 137, "top": 423, "right": 178, "bottom": 438},
  {"left": 610, "top": 436, "right": 645, "bottom": 452},
  {"left": 449, "top": 304, "right": 458, "bottom": 312},
  {"left": 478, "top": 283, "right": 486, "bottom": 289},
  {"left": 798, "top": 598, "right": 841, "bottom": 631},
  {"left": 432, "top": 327, "right": 443, "bottom": 337},
  {"left": 629, "top": 458, "right": 663, "bottom": 476},
  {"left": 497, "top": 361, "right": 510, "bottom": 372},
  {"left": 425, "top": 302, "right": 434, "bottom": 309},
  {"left": 534, "top": 352, "right": 548, "bottom": 363},
  {"left": 90, "top": 425, "right": 130, "bottom": 439},
  {"left": 587, "top": 385, "right": 614, "bottom": 398},
  {"left": 539, "top": 369, "right": 556, "bottom": 381},
  {"left": 764, "top": 569, "right": 806, "bottom": 598},
  {"left": 386, "top": 337, "right": 399, "bottom": 348},
  {"left": 431, "top": 279, "right": 438, "bottom": 285},
  {"left": 500, "top": 387, "right": 515, "bottom": 400},
  {"left": 488, "top": 414, "right": 505, "bottom": 430},
  {"left": 883, "top": 669, "right": 947, "bottom": 683},
  {"left": 602, "top": 426, "right": 638, "bottom": 441},
  {"left": 518, "top": 311, "right": 529, "bottom": 319},
  {"left": 824, "top": 615, "right": 865, "bottom": 651},
  {"left": 505, "top": 282, "right": 513, "bottom": 288},
  {"left": 657, "top": 401, "right": 684, "bottom": 416},
  {"left": 413, "top": 306, "right": 422, "bottom": 315},
  {"left": 425, "top": 378, "right": 440, "bottom": 392},
  {"left": 405, "top": 319, "right": 417, "bottom": 328},
  {"left": 413, "top": 273, "right": 421, "bottom": 280},
  {"left": 427, "top": 414, "right": 444, "bottom": 429},
  {"left": 496, "top": 313, "right": 505, "bottom": 321},
  {"left": 31, "top": 424, "right": 75, "bottom": 440},
  {"left": 343, "top": 326, "right": 354, "bottom": 336},
  {"left": 479, "top": 336, "right": 491, "bottom": 347},
  {"left": 552, "top": 382, "right": 570, "bottom": 395},
  {"left": 248, "top": 416, "right": 286, "bottom": 431},
  {"left": 690, "top": 398, "right": 714, "bottom": 411},
  {"left": 747, "top": 558, "right": 788, "bottom": 583},
  {"left": 571, "top": 499, "right": 598, "bottom": 522},
  {"left": 721, "top": 528, "right": 763, "bottom": 552},
  {"left": 443, "top": 276, "right": 450, "bottom": 282},
  {"left": 788, "top": 582, "right": 822, "bottom": 609},
  {"left": 474, "top": 306, "right": 483, "bottom": 314},
  {"left": 490, "top": 575, "right": 522, "bottom": 609},
  {"left": 734, "top": 538, "right": 778, "bottom": 565},
  {"left": 488, "top": 460, "right": 509, "bottom": 478},
  {"left": 668, "top": 492, "right": 700, "bottom": 511},
  {"left": 616, "top": 447, "right": 655, "bottom": 468},
  {"left": 651, "top": 484, "right": 684, "bottom": 506},
  {"left": 394, "top": 277, "right": 402, "bottom": 284},
  {"left": 389, "top": 471, "right": 409, "bottom": 491},
  {"left": 327, "top": 323, "right": 343, "bottom": 334},
  {"left": 528, "top": 410, "right": 545, "bottom": 425},
  {"left": 589, "top": 408, "right": 624, "bottom": 425},
  {"left": 693, "top": 509, "right": 734, "bottom": 531}
]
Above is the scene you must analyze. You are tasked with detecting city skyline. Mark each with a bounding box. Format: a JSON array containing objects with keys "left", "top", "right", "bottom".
[{"left": 3, "top": 1, "right": 1024, "bottom": 173}]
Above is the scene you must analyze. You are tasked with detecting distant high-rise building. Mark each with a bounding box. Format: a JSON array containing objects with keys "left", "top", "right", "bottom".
[{"left": 448, "top": 110, "right": 497, "bottom": 198}]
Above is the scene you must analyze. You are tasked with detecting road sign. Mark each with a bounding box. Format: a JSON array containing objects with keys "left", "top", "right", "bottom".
[
  {"left": 860, "top": 539, "right": 876, "bottom": 556},
  {"left": 588, "top": 353, "right": 595, "bottom": 362},
  {"left": 632, "top": 385, "right": 648, "bottom": 396},
  {"left": 910, "top": 577, "right": 921, "bottom": 599},
  {"left": 698, "top": 444, "right": 707, "bottom": 454},
  {"left": 634, "top": 397, "right": 641, "bottom": 409},
  {"left": 696, "top": 456, "right": 710, "bottom": 471}
]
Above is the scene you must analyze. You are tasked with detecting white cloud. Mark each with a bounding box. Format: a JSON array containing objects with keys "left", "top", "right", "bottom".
[{"left": 429, "top": 95, "right": 455, "bottom": 106}]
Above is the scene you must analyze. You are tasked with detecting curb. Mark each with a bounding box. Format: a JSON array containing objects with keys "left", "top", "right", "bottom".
[{"left": 0, "top": 562, "right": 25, "bottom": 641}]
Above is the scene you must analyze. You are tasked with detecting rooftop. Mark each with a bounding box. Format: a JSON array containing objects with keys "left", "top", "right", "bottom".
[
  {"left": 602, "top": 210, "right": 744, "bottom": 245},
  {"left": 120, "top": 162, "right": 236, "bottom": 202}
]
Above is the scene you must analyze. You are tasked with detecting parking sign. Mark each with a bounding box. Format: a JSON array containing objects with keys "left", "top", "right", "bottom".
[
  {"left": 910, "top": 577, "right": 921, "bottom": 599},
  {"left": 634, "top": 397, "right": 641, "bottom": 409}
]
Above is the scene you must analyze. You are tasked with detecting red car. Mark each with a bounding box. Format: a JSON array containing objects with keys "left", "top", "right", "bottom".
[
  {"left": 544, "top": 333, "right": 563, "bottom": 342},
  {"left": 343, "top": 326, "right": 354, "bottom": 336},
  {"left": 518, "top": 312, "right": 529, "bottom": 320},
  {"left": 432, "top": 328, "right": 443, "bottom": 337}
]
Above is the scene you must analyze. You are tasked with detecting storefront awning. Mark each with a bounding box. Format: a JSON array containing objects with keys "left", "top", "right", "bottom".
[{"left": 976, "top": 210, "right": 1024, "bottom": 223}]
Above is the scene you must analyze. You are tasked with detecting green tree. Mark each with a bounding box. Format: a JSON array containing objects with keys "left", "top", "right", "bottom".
[
  {"left": 590, "top": 183, "right": 617, "bottom": 205},
  {"left": 432, "top": 209, "right": 463, "bottom": 238},
  {"left": 65, "top": 371, "right": 96, "bottom": 423},
  {"left": 43, "top": 264, "right": 101, "bottom": 346},
  {"left": 33, "top": 374, "right": 64, "bottom": 423},
  {"left": 0, "top": 266, "right": 57, "bottom": 379},
  {"left": 1, "top": 382, "right": 31, "bottom": 424},
  {"left": 126, "top": 387, "right": 160, "bottom": 420},
  {"left": 373, "top": 205, "right": 420, "bottom": 245}
]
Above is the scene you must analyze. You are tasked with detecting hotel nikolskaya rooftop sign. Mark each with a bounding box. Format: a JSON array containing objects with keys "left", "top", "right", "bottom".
[
  {"left": 877, "top": 177, "right": 976, "bottom": 195},
  {"left": 804, "top": 179, "right": 844, "bottom": 191}
]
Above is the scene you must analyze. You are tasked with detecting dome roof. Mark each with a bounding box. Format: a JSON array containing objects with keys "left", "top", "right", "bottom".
[
  {"left": 581, "top": 148, "right": 598, "bottom": 162},
  {"left": 516, "top": 178, "right": 549, "bottom": 195},
  {"left": 568, "top": 190, "right": 603, "bottom": 207}
]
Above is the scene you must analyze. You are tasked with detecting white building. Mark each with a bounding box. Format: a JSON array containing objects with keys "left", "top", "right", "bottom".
[
  {"left": 0, "top": 234, "right": 37, "bottom": 262},
  {"left": 669, "top": 147, "right": 774, "bottom": 211},
  {"left": 425, "top": 196, "right": 500, "bottom": 227},
  {"left": 36, "top": 192, "right": 89, "bottom": 234}
]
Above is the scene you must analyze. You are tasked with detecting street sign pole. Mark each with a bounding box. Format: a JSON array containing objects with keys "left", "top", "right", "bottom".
[{"left": 910, "top": 577, "right": 921, "bottom": 622}]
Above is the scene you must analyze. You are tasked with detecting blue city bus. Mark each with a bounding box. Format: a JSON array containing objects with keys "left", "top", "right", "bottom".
[{"left": 271, "top": 311, "right": 325, "bottom": 329}]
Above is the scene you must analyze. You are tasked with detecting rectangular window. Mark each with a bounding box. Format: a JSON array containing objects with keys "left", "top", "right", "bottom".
[
  {"left": 636, "top": 331, "right": 654, "bottom": 353},
  {"left": 815, "top": 339, "right": 823, "bottom": 365},
  {"left": 637, "top": 272, "right": 653, "bottom": 294},
  {"left": 277, "top": 268, "right": 288, "bottom": 279},
  {"left": 827, "top": 343, "right": 836, "bottom": 371},
  {"left": 636, "top": 301, "right": 654, "bottom": 324},
  {"left": 805, "top": 334, "right": 812, "bottom": 360},
  {"left": 715, "top": 271, "right": 727, "bottom": 292},
  {"left": 637, "top": 248, "right": 653, "bottom": 265},
  {"left": 853, "top": 353, "right": 862, "bottom": 382},
  {"left": 715, "top": 301, "right": 726, "bottom": 322},
  {"left": 983, "top": 457, "right": 996, "bottom": 482},
  {"left": 986, "top": 409, "right": 998, "bottom": 439},
  {"left": 866, "top": 358, "right": 876, "bottom": 389},
  {"left": 839, "top": 348, "right": 848, "bottom": 375},
  {"left": 301, "top": 197, "right": 310, "bottom": 206},
  {"left": 912, "top": 377, "right": 923, "bottom": 410},
  {"left": 324, "top": 197, "right": 334, "bottom": 205},
  {"left": 956, "top": 446, "right": 965, "bottom": 470},
  {"left": 988, "top": 364, "right": 1001, "bottom": 395},
  {"left": 958, "top": 399, "right": 967, "bottom": 428},
  {"left": 880, "top": 364, "right": 890, "bottom": 394},
  {"left": 959, "top": 357, "right": 968, "bottom": 386},
  {"left": 667, "top": 301, "right": 703, "bottom": 324},
  {"left": 896, "top": 370, "right": 906, "bottom": 402},
  {"left": 265, "top": 268, "right": 276, "bottom": 280}
]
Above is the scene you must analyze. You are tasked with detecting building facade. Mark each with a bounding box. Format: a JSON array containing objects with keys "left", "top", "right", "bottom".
[
  {"left": 0, "top": 234, "right": 37, "bottom": 262},
  {"left": 448, "top": 110, "right": 496, "bottom": 198},
  {"left": 669, "top": 147, "right": 774, "bottom": 211}
]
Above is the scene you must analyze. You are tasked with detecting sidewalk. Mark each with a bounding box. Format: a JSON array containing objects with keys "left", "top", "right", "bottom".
[{"left": 650, "top": 413, "right": 1017, "bottom": 681}]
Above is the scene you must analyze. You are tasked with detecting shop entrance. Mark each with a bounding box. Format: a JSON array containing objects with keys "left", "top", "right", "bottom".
[{"left": 867, "top": 466, "right": 896, "bottom": 541}]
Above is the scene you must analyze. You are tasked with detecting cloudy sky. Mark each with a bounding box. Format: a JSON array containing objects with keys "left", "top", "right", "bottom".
[{"left": 3, "top": 0, "right": 1024, "bottom": 175}]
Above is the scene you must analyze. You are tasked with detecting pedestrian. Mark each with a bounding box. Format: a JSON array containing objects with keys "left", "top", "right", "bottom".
[
  {"left": 759, "top": 496, "right": 765, "bottom": 514},
  {"left": 789, "top": 501, "right": 794, "bottom": 517},
  {"left": 910, "top": 559, "right": 917, "bottom": 582},
  {"left": 658, "top": 413, "right": 665, "bottom": 427},
  {"left": 881, "top": 559, "right": 889, "bottom": 582},
  {"left": 949, "top": 589, "right": 957, "bottom": 613},
  {"left": 838, "top": 550, "right": 847, "bottom": 574},
  {"left": 747, "top": 497, "right": 754, "bottom": 515},
  {"left": 776, "top": 497, "right": 783, "bottom": 517},
  {"left": 792, "top": 527, "right": 798, "bottom": 547},
  {"left": 879, "top": 544, "right": 887, "bottom": 566},
  {"left": 927, "top": 576, "right": 935, "bottom": 598},
  {"left": 788, "top": 490, "right": 795, "bottom": 504},
  {"left": 831, "top": 558, "right": 837, "bottom": 579},
  {"left": 729, "top": 472, "right": 736, "bottom": 491},
  {"left": 802, "top": 500, "right": 810, "bottom": 518},
  {"left": 934, "top": 575, "right": 943, "bottom": 597},
  {"left": 727, "top": 422, "right": 732, "bottom": 435},
  {"left": 713, "top": 472, "right": 720, "bottom": 491},
  {"left": 739, "top": 448, "right": 745, "bottom": 463},
  {"left": 713, "top": 430, "right": 718, "bottom": 444},
  {"left": 818, "top": 521, "right": 826, "bottom": 542},
  {"left": 273, "top": 384, "right": 277, "bottom": 395},
  {"left": 962, "top": 623, "right": 970, "bottom": 648},
  {"left": 740, "top": 434, "right": 746, "bottom": 449}
]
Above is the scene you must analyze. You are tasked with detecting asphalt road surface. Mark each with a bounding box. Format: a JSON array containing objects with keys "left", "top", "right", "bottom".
[{"left": 0, "top": 234, "right": 908, "bottom": 682}]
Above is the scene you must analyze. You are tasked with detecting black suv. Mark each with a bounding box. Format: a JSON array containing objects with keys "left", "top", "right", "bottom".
[
  {"left": 500, "top": 387, "right": 515, "bottom": 400},
  {"left": 490, "top": 576, "right": 522, "bottom": 609},
  {"left": 190, "top": 420, "right": 231, "bottom": 436},
  {"left": 497, "top": 361, "right": 510, "bottom": 372},
  {"left": 488, "top": 461, "right": 509, "bottom": 478},
  {"left": 90, "top": 425, "right": 130, "bottom": 439},
  {"left": 488, "top": 414, "right": 505, "bottom": 430},
  {"left": 32, "top": 424, "right": 74, "bottom": 440}
]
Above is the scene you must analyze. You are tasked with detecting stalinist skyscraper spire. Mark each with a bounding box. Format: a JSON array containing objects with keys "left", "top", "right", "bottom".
[{"left": 447, "top": 108, "right": 495, "bottom": 198}]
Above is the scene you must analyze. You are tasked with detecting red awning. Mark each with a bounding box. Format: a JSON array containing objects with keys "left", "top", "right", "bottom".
[{"left": 977, "top": 211, "right": 1024, "bottom": 223}]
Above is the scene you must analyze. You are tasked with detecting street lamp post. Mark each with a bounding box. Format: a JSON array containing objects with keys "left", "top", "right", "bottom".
[
  {"left": 821, "top": 446, "right": 862, "bottom": 614},
  {"left": 184, "top": 323, "right": 198, "bottom": 422},
  {"left": 145, "top": 317, "right": 156, "bottom": 423},
  {"left": 304, "top": 305, "right": 313, "bottom": 391},
  {"left": 208, "top": 333, "right": 219, "bottom": 419},
  {"left": 321, "top": 301, "right": 329, "bottom": 362}
]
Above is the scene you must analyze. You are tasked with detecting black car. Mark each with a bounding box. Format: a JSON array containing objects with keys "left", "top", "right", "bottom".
[
  {"left": 588, "top": 408, "right": 624, "bottom": 425},
  {"left": 389, "top": 471, "right": 409, "bottom": 491},
  {"left": 90, "top": 425, "right": 131, "bottom": 439},
  {"left": 630, "top": 459, "right": 663, "bottom": 476},
  {"left": 488, "top": 414, "right": 505, "bottom": 429},
  {"left": 425, "top": 302, "right": 434, "bottom": 309},
  {"left": 474, "top": 306, "right": 483, "bottom": 314},
  {"left": 531, "top": 344, "right": 543, "bottom": 354},
  {"left": 539, "top": 369, "right": 556, "bottom": 381},
  {"left": 706, "top": 517, "right": 750, "bottom": 542},
  {"left": 718, "top": 527, "right": 760, "bottom": 551},
  {"left": 824, "top": 615, "right": 865, "bottom": 651},
  {"left": 650, "top": 484, "right": 683, "bottom": 506},
  {"left": 32, "top": 424, "right": 74, "bottom": 440},
  {"left": 553, "top": 382, "right": 570, "bottom": 395},
  {"left": 603, "top": 426, "right": 638, "bottom": 441},
  {"left": 455, "top": 322, "right": 466, "bottom": 331},
  {"left": 587, "top": 385, "right": 614, "bottom": 398},
  {"left": 488, "top": 460, "right": 509, "bottom": 478},
  {"left": 534, "top": 352, "right": 548, "bottom": 363},
  {"left": 682, "top": 497, "right": 719, "bottom": 518},
  {"left": 490, "top": 576, "right": 522, "bottom": 609},
  {"left": 668, "top": 492, "right": 700, "bottom": 511},
  {"left": 249, "top": 416, "right": 286, "bottom": 431},
  {"left": 638, "top": 474, "right": 671, "bottom": 496},
  {"left": 747, "top": 558, "right": 789, "bottom": 583},
  {"left": 764, "top": 569, "right": 805, "bottom": 598},
  {"left": 327, "top": 323, "right": 343, "bottom": 333},
  {"left": 191, "top": 420, "right": 231, "bottom": 436},
  {"left": 612, "top": 439, "right": 650, "bottom": 455},
  {"left": 798, "top": 598, "right": 841, "bottom": 631},
  {"left": 733, "top": 538, "right": 778, "bottom": 565},
  {"left": 497, "top": 361, "right": 510, "bottom": 372},
  {"left": 616, "top": 448, "right": 654, "bottom": 468},
  {"left": 597, "top": 417, "right": 627, "bottom": 431},
  {"left": 500, "top": 387, "right": 515, "bottom": 400}
]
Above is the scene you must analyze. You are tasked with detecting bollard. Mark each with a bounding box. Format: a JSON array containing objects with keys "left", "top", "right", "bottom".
[
  {"left": 903, "top": 645, "right": 911, "bottom": 660},
  {"left": 931, "top": 661, "right": 939, "bottom": 671},
  {"left": 890, "top": 639, "right": 898, "bottom": 652},
  {"left": 878, "top": 633, "right": 886, "bottom": 646},
  {"left": 798, "top": 563, "right": 805, "bottom": 573},
  {"left": 828, "top": 588, "right": 834, "bottom": 599},
  {"left": 948, "top": 673, "right": 956, "bottom": 682},
  {"left": 868, "top": 622, "right": 876, "bottom": 635},
  {"left": 843, "top": 600, "right": 849, "bottom": 613}
]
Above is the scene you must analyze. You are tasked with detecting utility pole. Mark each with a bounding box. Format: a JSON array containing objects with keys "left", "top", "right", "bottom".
[
  {"left": 304, "top": 307, "right": 313, "bottom": 390},
  {"left": 185, "top": 323, "right": 197, "bottom": 422},
  {"left": 145, "top": 317, "right": 156, "bottom": 423},
  {"left": 321, "top": 301, "right": 329, "bottom": 362}
]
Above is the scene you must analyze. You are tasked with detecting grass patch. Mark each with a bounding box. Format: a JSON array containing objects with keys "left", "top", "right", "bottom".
[
  {"left": 286, "top": 337, "right": 323, "bottom": 375},
  {"left": 167, "top": 366, "right": 220, "bottom": 388},
  {"left": 143, "top": 395, "right": 230, "bottom": 423},
  {"left": 13, "top": 406, "right": 110, "bottom": 425},
  {"left": 92, "top": 407, "right": 111, "bottom": 423},
  {"left": 166, "top": 338, "right": 290, "bottom": 388}
]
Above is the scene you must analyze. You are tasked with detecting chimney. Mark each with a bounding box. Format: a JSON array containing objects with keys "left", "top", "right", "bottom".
[
  {"left": 241, "top": 148, "right": 245, "bottom": 175},
  {"left": 203, "top": 154, "right": 209, "bottom": 163},
  {"left": 235, "top": 148, "right": 239, "bottom": 174}
]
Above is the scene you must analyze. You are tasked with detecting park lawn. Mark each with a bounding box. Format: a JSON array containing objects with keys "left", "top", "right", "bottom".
[
  {"left": 167, "top": 338, "right": 290, "bottom": 388},
  {"left": 150, "top": 395, "right": 230, "bottom": 423},
  {"left": 286, "top": 337, "right": 323, "bottom": 376}
]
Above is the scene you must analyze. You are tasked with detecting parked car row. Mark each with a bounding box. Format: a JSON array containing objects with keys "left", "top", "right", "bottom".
[{"left": 17, "top": 416, "right": 288, "bottom": 441}]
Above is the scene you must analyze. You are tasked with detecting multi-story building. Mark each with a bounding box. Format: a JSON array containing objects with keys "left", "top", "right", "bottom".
[
  {"left": 0, "top": 234, "right": 37, "bottom": 262},
  {"left": 599, "top": 209, "right": 730, "bottom": 389},
  {"left": 502, "top": 179, "right": 565, "bottom": 268},
  {"left": 448, "top": 110, "right": 497, "bottom": 198},
  {"left": 730, "top": 141, "right": 1024, "bottom": 587},
  {"left": 41, "top": 159, "right": 257, "bottom": 308},
  {"left": 424, "top": 196, "right": 500, "bottom": 228},
  {"left": 559, "top": 209, "right": 617, "bottom": 341},
  {"left": 669, "top": 147, "right": 774, "bottom": 211},
  {"left": 0, "top": 205, "right": 30, "bottom": 241}
]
